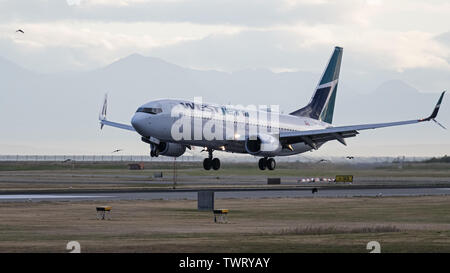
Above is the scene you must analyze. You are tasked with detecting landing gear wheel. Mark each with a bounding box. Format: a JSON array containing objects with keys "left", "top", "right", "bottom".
[
  {"left": 212, "top": 158, "right": 221, "bottom": 170},
  {"left": 203, "top": 158, "right": 212, "bottom": 170},
  {"left": 258, "top": 158, "right": 267, "bottom": 170},
  {"left": 150, "top": 143, "right": 160, "bottom": 157},
  {"left": 267, "top": 158, "right": 276, "bottom": 170}
]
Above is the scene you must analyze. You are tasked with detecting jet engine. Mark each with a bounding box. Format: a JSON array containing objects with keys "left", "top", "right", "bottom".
[
  {"left": 245, "top": 134, "right": 282, "bottom": 156},
  {"left": 151, "top": 142, "right": 186, "bottom": 157}
]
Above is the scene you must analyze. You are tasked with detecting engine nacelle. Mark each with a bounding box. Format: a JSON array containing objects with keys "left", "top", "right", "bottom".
[
  {"left": 245, "top": 134, "right": 282, "bottom": 156},
  {"left": 154, "top": 142, "right": 186, "bottom": 157}
]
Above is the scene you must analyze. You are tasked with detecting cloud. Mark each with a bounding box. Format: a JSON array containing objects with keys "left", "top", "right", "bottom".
[
  {"left": 148, "top": 24, "right": 450, "bottom": 73},
  {"left": 0, "top": 0, "right": 391, "bottom": 26},
  {"left": 0, "top": 21, "right": 245, "bottom": 72},
  {"left": 0, "top": 0, "right": 447, "bottom": 32},
  {"left": 66, "top": 0, "right": 82, "bottom": 6},
  {"left": 0, "top": 0, "right": 448, "bottom": 86},
  {"left": 435, "top": 31, "right": 450, "bottom": 46},
  {"left": 82, "top": 0, "right": 185, "bottom": 6}
]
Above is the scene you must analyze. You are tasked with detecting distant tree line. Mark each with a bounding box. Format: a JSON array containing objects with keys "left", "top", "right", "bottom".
[{"left": 423, "top": 155, "right": 450, "bottom": 163}]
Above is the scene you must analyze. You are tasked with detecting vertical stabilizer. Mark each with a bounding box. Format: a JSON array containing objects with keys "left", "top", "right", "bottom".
[{"left": 290, "top": 47, "right": 343, "bottom": 124}]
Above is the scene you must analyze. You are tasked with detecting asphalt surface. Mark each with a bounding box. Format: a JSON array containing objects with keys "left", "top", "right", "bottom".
[{"left": 0, "top": 187, "right": 449, "bottom": 202}]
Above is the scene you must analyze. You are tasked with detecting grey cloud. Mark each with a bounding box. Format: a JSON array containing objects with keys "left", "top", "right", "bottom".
[
  {"left": 148, "top": 30, "right": 450, "bottom": 93},
  {"left": 435, "top": 31, "right": 450, "bottom": 47},
  {"left": 149, "top": 30, "right": 334, "bottom": 72},
  {"left": 0, "top": 0, "right": 352, "bottom": 26},
  {"left": 0, "top": 37, "right": 105, "bottom": 73}
]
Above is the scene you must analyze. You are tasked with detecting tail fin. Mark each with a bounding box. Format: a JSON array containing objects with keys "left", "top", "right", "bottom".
[{"left": 290, "top": 46, "right": 343, "bottom": 124}]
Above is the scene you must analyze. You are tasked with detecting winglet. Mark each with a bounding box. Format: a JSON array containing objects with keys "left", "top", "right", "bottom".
[
  {"left": 420, "top": 91, "right": 446, "bottom": 121},
  {"left": 99, "top": 93, "right": 108, "bottom": 129}
]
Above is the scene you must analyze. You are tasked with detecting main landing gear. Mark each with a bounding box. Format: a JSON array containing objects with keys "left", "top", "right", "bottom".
[
  {"left": 258, "top": 157, "right": 276, "bottom": 171},
  {"left": 203, "top": 149, "right": 221, "bottom": 170}
]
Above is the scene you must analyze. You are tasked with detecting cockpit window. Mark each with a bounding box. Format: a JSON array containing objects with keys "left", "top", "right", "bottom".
[{"left": 136, "top": 107, "right": 162, "bottom": 114}]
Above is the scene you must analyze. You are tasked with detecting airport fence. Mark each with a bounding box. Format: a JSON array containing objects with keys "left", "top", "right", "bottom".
[{"left": 0, "top": 155, "right": 429, "bottom": 163}]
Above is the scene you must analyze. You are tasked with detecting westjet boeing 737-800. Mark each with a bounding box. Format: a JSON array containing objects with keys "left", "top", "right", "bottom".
[{"left": 99, "top": 47, "right": 446, "bottom": 170}]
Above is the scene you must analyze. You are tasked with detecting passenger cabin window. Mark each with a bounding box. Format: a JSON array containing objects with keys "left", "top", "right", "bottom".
[{"left": 136, "top": 107, "right": 162, "bottom": 114}]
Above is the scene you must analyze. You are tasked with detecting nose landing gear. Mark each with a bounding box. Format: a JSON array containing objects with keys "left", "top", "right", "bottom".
[
  {"left": 258, "top": 157, "right": 276, "bottom": 170},
  {"left": 203, "top": 149, "right": 221, "bottom": 170},
  {"left": 150, "top": 146, "right": 158, "bottom": 157},
  {"left": 150, "top": 143, "right": 161, "bottom": 157}
]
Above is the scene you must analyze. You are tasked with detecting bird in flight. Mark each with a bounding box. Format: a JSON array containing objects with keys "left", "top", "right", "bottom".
[
  {"left": 112, "top": 149, "right": 123, "bottom": 153},
  {"left": 16, "top": 29, "right": 24, "bottom": 33},
  {"left": 346, "top": 156, "right": 354, "bottom": 159}
]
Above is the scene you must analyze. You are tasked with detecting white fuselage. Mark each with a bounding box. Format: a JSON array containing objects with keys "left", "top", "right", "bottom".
[{"left": 131, "top": 99, "right": 332, "bottom": 157}]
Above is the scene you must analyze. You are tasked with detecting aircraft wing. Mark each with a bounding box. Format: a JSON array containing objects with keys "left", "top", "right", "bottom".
[
  {"left": 98, "top": 93, "right": 135, "bottom": 132},
  {"left": 100, "top": 119, "right": 135, "bottom": 131},
  {"left": 280, "top": 91, "right": 446, "bottom": 148}
]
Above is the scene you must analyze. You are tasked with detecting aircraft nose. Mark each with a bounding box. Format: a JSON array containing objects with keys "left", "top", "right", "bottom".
[{"left": 131, "top": 113, "right": 148, "bottom": 134}]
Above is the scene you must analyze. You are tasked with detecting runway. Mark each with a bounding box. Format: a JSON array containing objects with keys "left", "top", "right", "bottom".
[{"left": 0, "top": 187, "right": 449, "bottom": 202}]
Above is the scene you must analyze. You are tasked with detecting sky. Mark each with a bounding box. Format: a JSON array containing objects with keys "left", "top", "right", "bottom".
[
  {"left": 0, "top": 0, "right": 449, "bottom": 157},
  {"left": 0, "top": 1, "right": 449, "bottom": 76}
]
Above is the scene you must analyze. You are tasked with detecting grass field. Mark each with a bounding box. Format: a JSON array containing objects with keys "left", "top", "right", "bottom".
[
  {"left": 1, "top": 161, "right": 450, "bottom": 176},
  {"left": 1, "top": 161, "right": 449, "bottom": 191},
  {"left": 0, "top": 161, "right": 449, "bottom": 253},
  {"left": 0, "top": 196, "right": 449, "bottom": 253}
]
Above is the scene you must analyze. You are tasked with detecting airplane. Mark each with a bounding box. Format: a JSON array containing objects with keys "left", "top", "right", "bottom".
[{"left": 99, "top": 47, "right": 446, "bottom": 171}]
